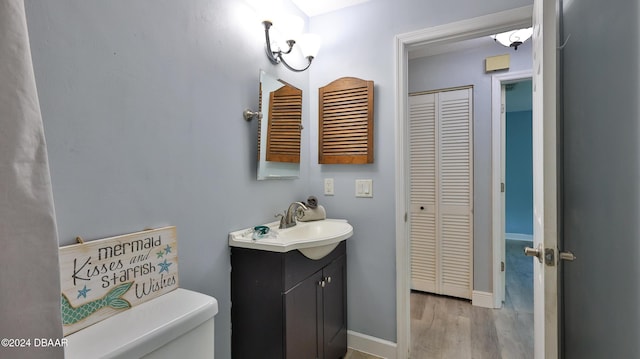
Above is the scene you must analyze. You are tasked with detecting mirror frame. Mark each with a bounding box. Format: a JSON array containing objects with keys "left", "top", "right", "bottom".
[{"left": 257, "top": 70, "right": 302, "bottom": 180}]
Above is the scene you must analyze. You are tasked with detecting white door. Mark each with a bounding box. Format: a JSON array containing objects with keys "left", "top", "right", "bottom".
[{"left": 529, "top": 0, "right": 559, "bottom": 357}]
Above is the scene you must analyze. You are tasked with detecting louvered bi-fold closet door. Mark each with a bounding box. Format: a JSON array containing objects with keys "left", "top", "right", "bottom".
[
  {"left": 409, "top": 93, "right": 437, "bottom": 293},
  {"left": 409, "top": 88, "right": 473, "bottom": 300}
]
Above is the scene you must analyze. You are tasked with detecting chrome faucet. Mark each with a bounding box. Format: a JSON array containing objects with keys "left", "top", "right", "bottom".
[{"left": 278, "top": 202, "right": 308, "bottom": 229}]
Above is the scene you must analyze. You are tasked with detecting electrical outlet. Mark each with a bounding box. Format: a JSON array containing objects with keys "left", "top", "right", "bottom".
[{"left": 324, "top": 178, "right": 334, "bottom": 195}]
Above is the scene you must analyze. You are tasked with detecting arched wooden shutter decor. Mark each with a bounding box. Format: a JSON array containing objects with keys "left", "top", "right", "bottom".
[
  {"left": 319, "top": 77, "right": 374, "bottom": 164},
  {"left": 266, "top": 83, "right": 303, "bottom": 163}
]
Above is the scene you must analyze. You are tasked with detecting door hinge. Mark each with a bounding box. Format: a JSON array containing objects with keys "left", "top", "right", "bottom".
[
  {"left": 501, "top": 261, "right": 505, "bottom": 272},
  {"left": 404, "top": 212, "right": 408, "bottom": 222},
  {"left": 501, "top": 182, "right": 505, "bottom": 193},
  {"left": 501, "top": 104, "right": 505, "bottom": 113}
]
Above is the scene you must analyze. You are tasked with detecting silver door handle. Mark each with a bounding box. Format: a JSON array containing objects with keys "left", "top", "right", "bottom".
[{"left": 524, "top": 244, "right": 543, "bottom": 263}]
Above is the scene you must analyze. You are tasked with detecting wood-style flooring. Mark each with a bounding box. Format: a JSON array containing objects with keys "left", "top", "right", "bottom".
[
  {"left": 345, "top": 348, "right": 383, "bottom": 359},
  {"left": 410, "top": 239, "right": 534, "bottom": 359}
]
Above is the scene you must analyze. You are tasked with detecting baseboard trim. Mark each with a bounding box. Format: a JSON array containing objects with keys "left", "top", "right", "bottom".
[
  {"left": 472, "top": 290, "right": 494, "bottom": 308},
  {"left": 348, "top": 330, "right": 397, "bottom": 359},
  {"left": 506, "top": 232, "right": 533, "bottom": 241}
]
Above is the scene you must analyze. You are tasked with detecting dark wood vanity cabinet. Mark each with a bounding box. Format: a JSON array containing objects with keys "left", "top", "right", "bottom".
[{"left": 231, "top": 241, "right": 347, "bottom": 359}]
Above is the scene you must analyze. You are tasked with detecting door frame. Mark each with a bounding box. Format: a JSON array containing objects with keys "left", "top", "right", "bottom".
[
  {"left": 394, "top": 6, "right": 533, "bottom": 358},
  {"left": 531, "top": 0, "right": 560, "bottom": 356},
  {"left": 491, "top": 70, "right": 533, "bottom": 309}
]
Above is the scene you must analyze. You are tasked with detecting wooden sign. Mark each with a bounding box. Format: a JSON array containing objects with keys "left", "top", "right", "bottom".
[{"left": 59, "top": 226, "right": 179, "bottom": 336}]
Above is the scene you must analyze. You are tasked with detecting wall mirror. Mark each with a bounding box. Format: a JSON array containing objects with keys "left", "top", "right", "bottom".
[{"left": 257, "top": 70, "right": 303, "bottom": 180}]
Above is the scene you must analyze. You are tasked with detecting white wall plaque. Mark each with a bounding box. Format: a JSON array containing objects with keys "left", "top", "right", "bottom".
[{"left": 59, "top": 226, "right": 178, "bottom": 335}]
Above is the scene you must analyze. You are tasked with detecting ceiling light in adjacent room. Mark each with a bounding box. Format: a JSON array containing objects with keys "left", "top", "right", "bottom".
[{"left": 491, "top": 27, "right": 533, "bottom": 50}]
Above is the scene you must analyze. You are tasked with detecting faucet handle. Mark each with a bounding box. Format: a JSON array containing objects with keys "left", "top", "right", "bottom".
[{"left": 275, "top": 212, "right": 286, "bottom": 228}]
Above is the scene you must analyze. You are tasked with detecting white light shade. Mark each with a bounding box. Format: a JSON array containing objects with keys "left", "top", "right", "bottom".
[
  {"left": 491, "top": 27, "right": 533, "bottom": 47},
  {"left": 297, "top": 33, "right": 322, "bottom": 58},
  {"left": 273, "top": 14, "right": 304, "bottom": 41}
]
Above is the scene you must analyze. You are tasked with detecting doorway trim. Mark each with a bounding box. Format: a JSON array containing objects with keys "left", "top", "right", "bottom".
[
  {"left": 491, "top": 70, "right": 532, "bottom": 309},
  {"left": 394, "top": 6, "right": 533, "bottom": 358}
]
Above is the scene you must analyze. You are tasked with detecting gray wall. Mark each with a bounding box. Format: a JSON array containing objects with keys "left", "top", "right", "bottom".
[
  {"left": 561, "top": 0, "right": 640, "bottom": 356},
  {"left": 408, "top": 40, "right": 532, "bottom": 293},
  {"left": 24, "top": 1, "right": 310, "bottom": 358},
  {"left": 20, "top": 0, "right": 535, "bottom": 356}
]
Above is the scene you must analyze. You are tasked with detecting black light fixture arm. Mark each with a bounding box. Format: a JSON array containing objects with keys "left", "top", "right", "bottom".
[{"left": 262, "top": 21, "right": 313, "bottom": 73}]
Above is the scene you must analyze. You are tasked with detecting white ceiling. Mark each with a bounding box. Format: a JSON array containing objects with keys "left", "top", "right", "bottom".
[{"left": 292, "top": 0, "right": 370, "bottom": 17}]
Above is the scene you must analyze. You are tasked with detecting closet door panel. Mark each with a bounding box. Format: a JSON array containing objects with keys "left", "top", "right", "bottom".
[
  {"left": 438, "top": 88, "right": 473, "bottom": 299},
  {"left": 440, "top": 213, "right": 472, "bottom": 298},
  {"left": 409, "top": 93, "right": 438, "bottom": 293}
]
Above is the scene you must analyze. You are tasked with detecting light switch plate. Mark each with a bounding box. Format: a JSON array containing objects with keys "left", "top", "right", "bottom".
[
  {"left": 355, "top": 179, "right": 373, "bottom": 198},
  {"left": 324, "top": 178, "right": 334, "bottom": 195}
]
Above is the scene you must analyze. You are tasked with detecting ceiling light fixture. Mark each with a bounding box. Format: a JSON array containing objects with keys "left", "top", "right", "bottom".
[
  {"left": 262, "top": 15, "right": 321, "bottom": 72},
  {"left": 491, "top": 27, "right": 533, "bottom": 50}
]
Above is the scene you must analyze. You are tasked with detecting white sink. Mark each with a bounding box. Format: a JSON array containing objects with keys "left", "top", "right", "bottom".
[{"left": 228, "top": 219, "right": 353, "bottom": 259}]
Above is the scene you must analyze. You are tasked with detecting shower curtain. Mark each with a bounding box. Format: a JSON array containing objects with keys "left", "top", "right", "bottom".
[{"left": 0, "top": 1, "right": 64, "bottom": 358}]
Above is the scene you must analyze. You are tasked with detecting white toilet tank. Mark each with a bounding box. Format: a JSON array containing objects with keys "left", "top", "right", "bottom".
[{"left": 64, "top": 289, "right": 218, "bottom": 359}]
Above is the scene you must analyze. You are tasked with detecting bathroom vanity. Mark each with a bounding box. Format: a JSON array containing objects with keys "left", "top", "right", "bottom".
[{"left": 230, "top": 241, "right": 347, "bottom": 359}]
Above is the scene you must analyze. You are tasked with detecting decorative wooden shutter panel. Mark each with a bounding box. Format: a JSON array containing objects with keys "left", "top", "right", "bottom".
[
  {"left": 266, "top": 84, "right": 302, "bottom": 163},
  {"left": 319, "top": 77, "right": 374, "bottom": 164},
  {"left": 409, "top": 87, "right": 473, "bottom": 300}
]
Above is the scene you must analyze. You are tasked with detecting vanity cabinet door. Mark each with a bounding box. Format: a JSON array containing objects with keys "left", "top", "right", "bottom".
[
  {"left": 322, "top": 255, "right": 347, "bottom": 359},
  {"left": 283, "top": 254, "right": 347, "bottom": 359},
  {"left": 231, "top": 243, "right": 347, "bottom": 359},
  {"left": 285, "top": 270, "right": 323, "bottom": 359}
]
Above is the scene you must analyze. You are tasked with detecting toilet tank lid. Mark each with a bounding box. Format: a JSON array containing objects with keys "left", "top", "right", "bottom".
[{"left": 64, "top": 288, "right": 218, "bottom": 359}]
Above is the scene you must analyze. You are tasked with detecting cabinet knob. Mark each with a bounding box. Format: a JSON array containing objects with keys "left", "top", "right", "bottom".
[
  {"left": 326, "top": 276, "right": 332, "bottom": 284},
  {"left": 319, "top": 280, "right": 326, "bottom": 288}
]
